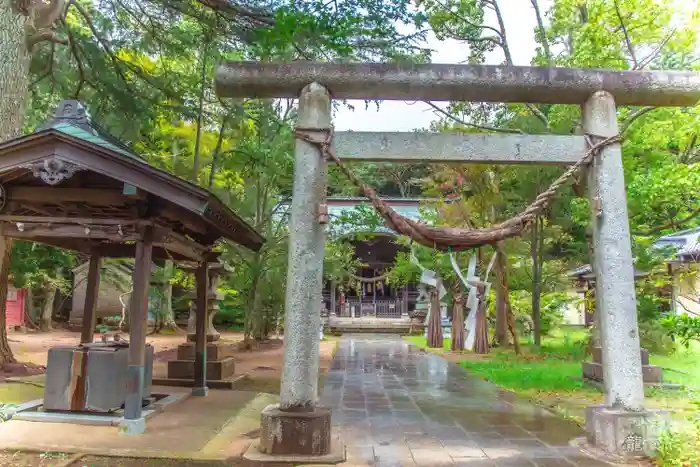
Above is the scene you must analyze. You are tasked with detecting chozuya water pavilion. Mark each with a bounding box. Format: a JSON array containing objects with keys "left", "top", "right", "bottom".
[{"left": 0, "top": 100, "right": 263, "bottom": 433}]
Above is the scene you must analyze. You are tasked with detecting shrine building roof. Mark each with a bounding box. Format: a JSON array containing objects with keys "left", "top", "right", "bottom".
[{"left": 0, "top": 100, "right": 264, "bottom": 260}]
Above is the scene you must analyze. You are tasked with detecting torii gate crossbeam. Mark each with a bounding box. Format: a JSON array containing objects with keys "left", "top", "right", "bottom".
[{"left": 216, "top": 61, "right": 700, "bottom": 106}]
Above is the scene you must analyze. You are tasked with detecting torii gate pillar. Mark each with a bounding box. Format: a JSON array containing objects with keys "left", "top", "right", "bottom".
[
  {"left": 581, "top": 91, "right": 667, "bottom": 459},
  {"left": 247, "top": 82, "right": 344, "bottom": 464}
]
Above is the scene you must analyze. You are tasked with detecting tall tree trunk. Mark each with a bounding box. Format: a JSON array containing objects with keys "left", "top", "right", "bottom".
[
  {"left": 0, "top": 2, "right": 30, "bottom": 142},
  {"left": 494, "top": 243, "right": 520, "bottom": 354},
  {"left": 208, "top": 117, "right": 227, "bottom": 189},
  {"left": 494, "top": 243, "right": 509, "bottom": 345},
  {"left": 23, "top": 286, "right": 37, "bottom": 329},
  {"left": 450, "top": 282, "right": 465, "bottom": 352},
  {"left": 244, "top": 251, "right": 263, "bottom": 343},
  {"left": 160, "top": 260, "right": 178, "bottom": 331},
  {"left": 427, "top": 288, "right": 443, "bottom": 348},
  {"left": 192, "top": 39, "right": 209, "bottom": 182},
  {"left": 40, "top": 286, "right": 56, "bottom": 332},
  {"left": 506, "top": 299, "right": 521, "bottom": 355},
  {"left": 0, "top": 2, "right": 30, "bottom": 365},
  {"left": 532, "top": 215, "right": 542, "bottom": 347},
  {"left": 473, "top": 284, "right": 489, "bottom": 355},
  {"left": 0, "top": 238, "right": 15, "bottom": 364}
]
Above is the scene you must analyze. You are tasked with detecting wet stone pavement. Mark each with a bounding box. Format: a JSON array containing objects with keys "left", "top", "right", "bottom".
[{"left": 320, "top": 335, "right": 608, "bottom": 467}]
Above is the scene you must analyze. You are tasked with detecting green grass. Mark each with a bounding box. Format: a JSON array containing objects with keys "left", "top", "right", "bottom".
[
  {"left": 404, "top": 335, "right": 451, "bottom": 352},
  {"left": 404, "top": 326, "right": 700, "bottom": 423},
  {"left": 0, "top": 383, "right": 44, "bottom": 405},
  {"left": 651, "top": 341, "right": 700, "bottom": 388}
]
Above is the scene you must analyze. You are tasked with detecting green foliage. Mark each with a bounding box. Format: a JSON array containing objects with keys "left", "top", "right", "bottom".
[
  {"left": 662, "top": 314, "right": 700, "bottom": 348},
  {"left": 639, "top": 319, "right": 677, "bottom": 356},
  {"left": 498, "top": 291, "right": 574, "bottom": 337},
  {"left": 10, "top": 242, "right": 75, "bottom": 294},
  {"left": 655, "top": 398, "right": 700, "bottom": 467},
  {"left": 540, "top": 293, "right": 574, "bottom": 336}
]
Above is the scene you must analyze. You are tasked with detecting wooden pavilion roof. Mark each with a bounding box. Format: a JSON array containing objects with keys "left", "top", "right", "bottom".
[{"left": 0, "top": 100, "right": 264, "bottom": 261}]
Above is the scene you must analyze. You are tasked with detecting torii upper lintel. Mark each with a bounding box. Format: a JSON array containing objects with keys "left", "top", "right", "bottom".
[{"left": 215, "top": 61, "right": 700, "bottom": 107}]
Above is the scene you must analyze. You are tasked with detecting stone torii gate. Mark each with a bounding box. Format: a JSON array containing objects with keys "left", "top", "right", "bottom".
[{"left": 215, "top": 62, "right": 700, "bottom": 462}]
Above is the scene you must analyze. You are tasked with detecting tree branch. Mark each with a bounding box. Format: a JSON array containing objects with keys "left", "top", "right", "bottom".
[
  {"left": 621, "top": 106, "right": 656, "bottom": 133},
  {"left": 208, "top": 116, "right": 229, "bottom": 190},
  {"left": 631, "top": 205, "right": 700, "bottom": 236},
  {"left": 530, "top": 0, "right": 552, "bottom": 66},
  {"left": 434, "top": 0, "right": 504, "bottom": 40},
  {"left": 637, "top": 28, "right": 676, "bottom": 69},
  {"left": 681, "top": 133, "right": 698, "bottom": 164},
  {"left": 424, "top": 101, "right": 524, "bottom": 134},
  {"left": 613, "top": 0, "right": 638, "bottom": 69},
  {"left": 26, "top": 30, "right": 68, "bottom": 50}
]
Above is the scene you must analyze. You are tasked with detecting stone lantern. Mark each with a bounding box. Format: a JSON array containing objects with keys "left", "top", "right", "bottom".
[
  {"left": 162, "top": 262, "right": 237, "bottom": 386},
  {"left": 187, "top": 263, "right": 225, "bottom": 342}
]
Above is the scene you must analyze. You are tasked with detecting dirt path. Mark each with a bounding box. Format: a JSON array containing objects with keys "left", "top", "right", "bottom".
[{"left": 3, "top": 329, "right": 337, "bottom": 398}]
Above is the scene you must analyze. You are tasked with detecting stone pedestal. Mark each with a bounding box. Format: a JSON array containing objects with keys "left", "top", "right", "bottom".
[
  {"left": 165, "top": 341, "right": 236, "bottom": 382},
  {"left": 584, "top": 406, "right": 668, "bottom": 459},
  {"left": 259, "top": 404, "right": 332, "bottom": 455},
  {"left": 245, "top": 404, "right": 344, "bottom": 465},
  {"left": 583, "top": 347, "right": 662, "bottom": 384}
]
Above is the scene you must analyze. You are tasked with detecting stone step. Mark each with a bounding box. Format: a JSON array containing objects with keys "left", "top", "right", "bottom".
[
  {"left": 176, "top": 342, "right": 236, "bottom": 361},
  {"left": 152, "top": 374, "right": 247, "bottom": 390},
  {"left": 167, "top": 356, "right": 236, "bottom": 381}
]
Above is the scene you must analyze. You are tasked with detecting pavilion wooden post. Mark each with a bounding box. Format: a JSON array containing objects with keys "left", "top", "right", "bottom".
[
  {"left": 192, "top": 260, "right": 209, "bottom": 396},
  {"left": 80, "top": 255, "right": 102, "bottom": 344},
  {"left": 122, "top": 226, "right": 153, "bottom": 435}
]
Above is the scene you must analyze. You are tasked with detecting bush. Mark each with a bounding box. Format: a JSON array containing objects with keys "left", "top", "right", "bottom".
[
  {"left": 662, "top": 313, "right": 700, "bottom": 348},
  {"left": 639, "top": 320, "right": 677, "bottom": 356},
  {"left": 539, "top": 292, "right": 572, "bottom": 336},
  {"left": 506, "top": 291, "right": 571, "bottom": 337},
  {"left": 214, "top": 305, "right": 245, "bottom": 328}
]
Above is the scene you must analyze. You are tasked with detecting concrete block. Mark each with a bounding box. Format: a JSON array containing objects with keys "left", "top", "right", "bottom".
[
  {"left": 167, "top": 356, "right": 235, "bottom": 381},
  {"left": 582, "top": 362, "right": 662, "bottom": 384},
  {"left": 44, "top": 345, "right": 153, "bottom": 413},
  {"left": 258, "top": 403, "right": 332, "bottom": 456},
  {"left": 591, "top": 347, "right": 649, "bottom": 365},
  {"left": 119, "top": 417, "right": 146, "bottom": 435},
  {"left": 176, "top": 342, "right": 236, "bottom": 361},
  {"left": 585, "top": 405, "right": 668, "bottom": 459}
]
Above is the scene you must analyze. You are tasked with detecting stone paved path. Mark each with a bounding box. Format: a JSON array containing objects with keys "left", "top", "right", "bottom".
[{"left": 320, "top": 335, "right": 608, "bottom": 467}]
